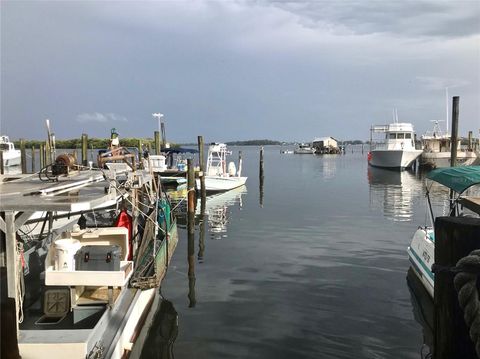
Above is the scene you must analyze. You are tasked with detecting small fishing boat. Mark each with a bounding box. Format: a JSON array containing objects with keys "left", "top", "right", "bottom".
[
  {"left": 407, "top": 166, "right": 480, "bottom": 297},
  {"left": 1, "top": 152, "right": 178, "bottom": 358},
  {"left": 0, "top": 135, "right": 21, "bottom": 167},
  {"left": 368, "top": 121, "right": 422, "bottom": 170},
  {"left": 420, "top": 121, "right": 477, "bottom": 168},
  {"left": 197, "top": 143, "right": 247, "bottom": 192},
  {"left": 293, "top": 143, "right": 314, "bottom": 154}
]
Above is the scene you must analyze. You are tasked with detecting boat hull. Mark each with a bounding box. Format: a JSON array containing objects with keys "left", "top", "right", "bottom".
[
  {"left": 2, "top": 151, "right": 21, "bottom": 167},
  {"left": 369, "top": 149, "right": 422, "bottom": 170},
  {"left": 420, "top": 151, "right": 477, "bottom": 168},
  {"left": 197, "top": 176, "right": 247, "bottom": 192},
  {"left": 407, "top": 228, "right": 434, "bottom": 298}
]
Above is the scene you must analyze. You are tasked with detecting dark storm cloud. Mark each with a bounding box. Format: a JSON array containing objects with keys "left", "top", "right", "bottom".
[
  {"left": 1, "top": 1, "right": 479, "bottom": 141},
  {"left": 265, "top": 1, "right": 480, "bottom": 38}
]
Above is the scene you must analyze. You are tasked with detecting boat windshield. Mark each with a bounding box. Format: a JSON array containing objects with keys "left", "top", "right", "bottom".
[{"left": 0, "top": 143, "right": 11, "bottom": 150}]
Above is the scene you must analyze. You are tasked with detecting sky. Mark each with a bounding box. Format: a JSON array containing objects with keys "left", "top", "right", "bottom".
[{"left": 1, "top": 0, "right": 479, "bottom": 143}]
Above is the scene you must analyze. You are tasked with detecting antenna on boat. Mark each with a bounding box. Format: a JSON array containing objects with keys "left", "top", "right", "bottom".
[{"left": 392, "top": 108, "right": 398, "bottom": 123}]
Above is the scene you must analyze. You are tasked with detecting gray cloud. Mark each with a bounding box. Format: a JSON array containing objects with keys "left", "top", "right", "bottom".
[
  {"left": 1, "top": 1, "right": 478, "bottom": 141},
  {"left": 264, "top": 0, "right": 480, "bottom": 38},
  {"left": 76, "top": 113, "right": 127, "bottom": 123}
]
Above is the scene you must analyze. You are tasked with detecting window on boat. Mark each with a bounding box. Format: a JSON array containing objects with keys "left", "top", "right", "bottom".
[
  {"left": 0, "top": 144, "right": 9, "bottom": 150},
  {"left": 397, "top": 133, "right": 405, "bottom": 139},
  {"left": 389, "top": 133, "right": 396, "bottom": 139},
  {"left": 405, "top": 133, "right": 412, "bottom": 139}
]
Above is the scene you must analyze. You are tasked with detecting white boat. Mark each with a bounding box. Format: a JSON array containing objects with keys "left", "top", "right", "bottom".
[
  {"left": 1, "top": 166, "right": 179, "bottom": 358},
  {"left": 407, "top": 166, "right": 480, "bottom": 298},
  {"left": 420, "top": 121, "right": 477, "bottom": 168},
  {"left": 0, "top": 135, "right": 21, "bottom": 167},
  {"left": 197, "top": 143, "right": 247, "bottom": 192},
  {"left": 368, "top": 122, "right": 422, "bottom": 170},
  {"left": 294, "top": 143, "right": 314, "bottom": 154}
]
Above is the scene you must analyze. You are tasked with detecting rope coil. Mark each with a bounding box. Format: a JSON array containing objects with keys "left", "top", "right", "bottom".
[{"left": 453, "top": 250, "right": 480, "bottom": 357}]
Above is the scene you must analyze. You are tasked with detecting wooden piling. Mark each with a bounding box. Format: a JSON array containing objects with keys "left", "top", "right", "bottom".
[
  {"left": 259, "top": 147, "right": 264, "bottom": 207},
  {"left": 450, "top": 96, "right": 459, "bottom": 167},
  {"left": 0, "top": 151, "right": 4, "bottom": 175},
  {"left": 81, "top": 133, "right": 88, "bottom": 166},
  {"left": 161, "top": 122, "right": 166, "bottom": 147},
  {"left": 468, "top": 131, "right": 473, "bottom": 151},
  {"left": 45, "top": 141, "right": 51, "bottom": 166},
  {"left": 259, "top": 146, "right": 264, "bottom": 179},
  {"left": 31, "top": 146, "right": 35, "bottom": 173},
  {"left": 20, "top": 139, "right": 26, "bottom": 174},
  {"left": 197, "top": 136, "right": 206, "bottom": 202},
  {"left": 39, "top": 144, "right": 44, "bottom": 169},
  {"left": 434, "top": 216, "right": 480, "bottom": 359},
  {"left": 187, "top": 158, "right": 196, "bottom": 307},
  {"left": 154, "top": 131, "right": 161, "bottom": 155}
]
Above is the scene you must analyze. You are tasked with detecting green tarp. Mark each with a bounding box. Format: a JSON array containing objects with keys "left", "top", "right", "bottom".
[{"left": 427, "top": 166, "right": 480, "bottom": 193}]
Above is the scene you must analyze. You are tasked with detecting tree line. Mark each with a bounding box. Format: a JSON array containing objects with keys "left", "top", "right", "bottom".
[{"left": 12, "top": 137, "right": 172, "bottom": 149}]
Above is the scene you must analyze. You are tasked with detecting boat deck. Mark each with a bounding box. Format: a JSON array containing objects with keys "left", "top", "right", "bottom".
[{"left": 0, "top": 171, "right": 115, "bottom": 212}]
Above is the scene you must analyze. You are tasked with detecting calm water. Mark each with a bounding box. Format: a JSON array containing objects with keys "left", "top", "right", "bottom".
[{"left": 135, "top": 146, "right": 435, "bottom": 359}]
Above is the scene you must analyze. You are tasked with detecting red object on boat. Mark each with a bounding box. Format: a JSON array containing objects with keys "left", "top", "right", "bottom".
[
  {"left": 367, "top": 152, "right": 372, "bottom": 162},
  {"left": 115, "top": 209, "right": 133, "bottom": 260}
]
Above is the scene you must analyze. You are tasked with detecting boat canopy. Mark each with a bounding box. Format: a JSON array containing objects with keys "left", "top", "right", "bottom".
[{"left": 427, "top": 166, "right": 480, "bottom": 193}]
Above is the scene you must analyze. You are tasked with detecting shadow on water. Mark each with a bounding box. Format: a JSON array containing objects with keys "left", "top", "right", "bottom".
[
  {"left": 406, "top": 268, "right": 434, "bottom": 358},
  {"left": 137, "top": 295, "right": 179, "bottom": 359}
]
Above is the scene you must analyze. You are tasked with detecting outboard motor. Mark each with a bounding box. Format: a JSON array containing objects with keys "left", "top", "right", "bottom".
[{"left": 228, "top": 162, "right": 236, "bottom": 176}]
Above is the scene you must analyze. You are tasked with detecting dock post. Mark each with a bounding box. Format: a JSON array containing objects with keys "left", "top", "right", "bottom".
[
  {"left": 434, "top": 216, "right": 480, "bottom": 359},
  {"left": 0, "top": 151, "right": 4, "bottom": 175},
  {"left": 197, "top": 136, "right": 206, "bottom": 203},
  {"left": 259, "top": 146, "right": 264, "bottom": 207},
  {"left": 31, "top": 146, "right": 35, "bottom": 173},
  {"left": 450, "top": 96, "right": 459, "bottom": 167},
  {"left": 154, "top": 131, "right": 161, "bottom": 155},
  {"left": 468, "top": 131, "right": 473, "bottom": 151},
  {"left": 39, "top": 144, "right": 44, "bottom": 169},
  {"left": 81, "top": 133, "right": 88, "bottom": 167},
  {"left": 20, "top": 139, "right": 26, "bottom": 174},
  {"left": 187, "top": 158, "right": 196, "bottom": 307},
  {"left": 259, "top": 146, "right": 264, "bottom": 179}
]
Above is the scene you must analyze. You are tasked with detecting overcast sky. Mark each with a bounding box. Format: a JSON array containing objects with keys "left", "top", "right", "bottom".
[{"left": 1, "top": 0, "right": 479, "bottom": 143}]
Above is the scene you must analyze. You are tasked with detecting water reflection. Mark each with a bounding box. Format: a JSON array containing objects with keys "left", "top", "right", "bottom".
[
  {"left": 133, "top": 296, "right": 178, "bottom": 359},
  {"left": 203, "top": 186, "right": 246, "bottom": 240},
  {"left": 406, "top": 268, "right": 434, "bottom": 358},
  {"left": 368, "top": 167, "right": 423, "bottom": 221}
]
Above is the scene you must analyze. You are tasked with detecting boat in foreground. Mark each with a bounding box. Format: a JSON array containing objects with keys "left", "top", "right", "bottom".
[
  {"left": 368, "top": 122, "right": 422, "bottom": 170},
  {"left": 1, "top": 155, "right": 178, "bottom": 358},
  {"left": 407, "top": 166, "right": 480, "bottom": 298},
  {"left": 197, "top": 143, "right": 247, "bottom": 192},
  {"left": 0, "top": 135, "right": 21, "bottom": 167}
]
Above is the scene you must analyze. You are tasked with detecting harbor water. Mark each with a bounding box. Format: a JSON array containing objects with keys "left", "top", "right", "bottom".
[{"left": 137, "top": 146, "right": 434, "bottom": 359}]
